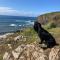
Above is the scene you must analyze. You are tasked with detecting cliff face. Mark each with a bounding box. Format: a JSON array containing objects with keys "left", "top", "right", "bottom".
[
  {"left": 3, "top": 43, "right": 60, "bottom": 60},
  {"left": 37, "top": 11, "right": 60, "bottom": 26}
]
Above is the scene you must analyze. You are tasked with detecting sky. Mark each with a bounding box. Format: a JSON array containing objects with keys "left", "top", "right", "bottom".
[{"left": 0, "top": 0, "right": 60, "bottom": 17}]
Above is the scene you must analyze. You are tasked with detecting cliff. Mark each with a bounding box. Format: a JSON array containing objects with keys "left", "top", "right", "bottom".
[{"left": 37, "top": 11, "right": 60, "bottom": 26}]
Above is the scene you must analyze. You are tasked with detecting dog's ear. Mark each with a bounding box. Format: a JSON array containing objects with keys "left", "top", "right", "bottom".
[
  {"left": 33, "top": 21, "right": 42, "bottom": 32},
  {"left": 34, "top": 21, "right": 41, "bottom": 26},
  {"left": 33, "top": 21, "right": 39, "bottom": 32}
]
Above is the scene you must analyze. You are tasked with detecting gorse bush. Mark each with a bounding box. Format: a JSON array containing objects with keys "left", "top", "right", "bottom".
[{"left": 43, "top": 21, "right": 57, "bottom": 29}]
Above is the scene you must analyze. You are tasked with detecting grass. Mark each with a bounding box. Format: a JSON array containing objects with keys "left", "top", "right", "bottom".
[{"left": 17, "top": 27, "right": 39, "bottom": 44}]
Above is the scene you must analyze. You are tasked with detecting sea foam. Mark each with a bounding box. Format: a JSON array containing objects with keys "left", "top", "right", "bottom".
[
  {"left": 9, "top": 24, "right": 17, "bottom": 27},
  {"left": 25, "top": 20, "right": 34, "bottom": 25}
]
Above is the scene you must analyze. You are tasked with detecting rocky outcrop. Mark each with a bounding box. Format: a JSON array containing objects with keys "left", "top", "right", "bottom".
[
  {"left": 3, "top": 43, "right": 60, "bottom": 60},
  {"left": 14, "top": 35, "right": 26, "bottom": 42}
]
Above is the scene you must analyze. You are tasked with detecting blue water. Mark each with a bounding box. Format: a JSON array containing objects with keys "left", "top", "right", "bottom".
[{"left": 0, "top": 15, "right": 36, "bottom": 34}]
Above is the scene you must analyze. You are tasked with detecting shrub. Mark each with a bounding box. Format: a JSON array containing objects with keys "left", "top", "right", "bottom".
[{"left": 43, "top": 21, "right": 56, "bottom": 29}]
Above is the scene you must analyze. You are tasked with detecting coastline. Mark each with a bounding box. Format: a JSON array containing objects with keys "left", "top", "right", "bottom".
[
  {"left": 0, "top": 25, "right": 33, "bottom": 35},
  {"left": 0, "top": 27, "right": 29, "bottom": 39}
]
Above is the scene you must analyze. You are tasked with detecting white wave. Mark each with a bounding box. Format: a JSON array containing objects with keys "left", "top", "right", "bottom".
[
  {"left": 25, "top": 20, "right": 34, "bottom": 25},
  {"left": 30, "top": 22, "right": 34, "bottom": 25},
  {"left": 9, "top": 24, "right": 17, "bottom": 26},
  {"left": 19, "top": 25, "right": 25, "bottom": 26},
  {"left": 19, "top": 25, "right": 22, "bottom": 26}
]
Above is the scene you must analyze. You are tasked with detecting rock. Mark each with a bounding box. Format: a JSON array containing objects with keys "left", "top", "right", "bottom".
[
  {"left": 49, "top": 47, "right": 60, "bottom": 60},
  {"left": 14, "top": 35, "right": 27, "bottom": 42},
  {"left": 14, "top": 35, "right": 21, "bottom": 41},
  {"left": 12, "top": 51, "right": 20, "bottom": 59},
  {"left": 40, "top": 43, "right": 47, "bottom": 48},
  {"left": 14, "top": 35, "right": 24, "bottom": 41},
  {"left": 3, "top": 52, "right": 10, "bottom": 60},
  {"left": 8, "top": 44, "right": 12, "bottom": 49},
  {"left": 3, "top": 44, "right": 60, "bottom": 60},
  {"left": 32, "top": 50, "right": 47, "bottom": 60}
]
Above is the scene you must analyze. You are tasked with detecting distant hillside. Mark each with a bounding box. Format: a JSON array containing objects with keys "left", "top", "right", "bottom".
[{"left": 37, "top": 11, "right": 60, "bottom": 27}]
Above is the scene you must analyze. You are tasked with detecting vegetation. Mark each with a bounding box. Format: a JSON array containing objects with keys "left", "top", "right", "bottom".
[{"left": 43, "top": 21, "right": 57, "bottom": 29}]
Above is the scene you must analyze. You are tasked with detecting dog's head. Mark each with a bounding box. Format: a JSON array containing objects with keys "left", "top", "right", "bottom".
[{"left": 33, "top": 21, "right": 41, "bottom": 32}]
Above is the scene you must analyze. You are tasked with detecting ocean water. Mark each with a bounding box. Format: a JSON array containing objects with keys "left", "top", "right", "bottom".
[{"left": 0, "top": 15, "right": 36, "bottom": 34}]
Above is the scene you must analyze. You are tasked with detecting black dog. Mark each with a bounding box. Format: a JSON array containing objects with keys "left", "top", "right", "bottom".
[{"left": 33, "top": 21, "right": 57, "bottom": 48}]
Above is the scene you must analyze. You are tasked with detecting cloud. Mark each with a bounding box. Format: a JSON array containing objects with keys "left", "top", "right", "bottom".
[
  {"left": 0, "top": 7, "right": 17, "bottom": 15},
  {"left": 0, "top": 7, "right": 36, "bottom": 16}
]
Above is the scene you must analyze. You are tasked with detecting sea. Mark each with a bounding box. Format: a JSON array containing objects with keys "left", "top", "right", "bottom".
[{"left": 0, "top": 15, "right": 36, "bottom": 34}]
